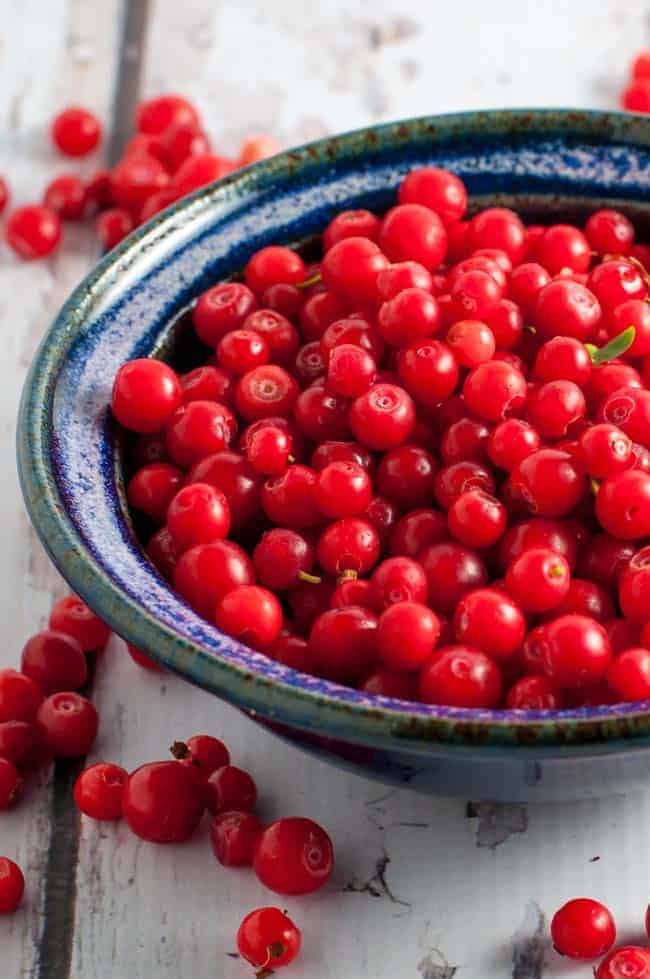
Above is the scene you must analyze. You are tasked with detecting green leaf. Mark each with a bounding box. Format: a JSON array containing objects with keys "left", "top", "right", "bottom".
[{"left": 587, "top": 326, "right": 636, "bottom": 365}]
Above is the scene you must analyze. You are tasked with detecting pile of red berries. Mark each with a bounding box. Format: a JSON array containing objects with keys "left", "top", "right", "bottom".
[
  {"left": 551, "top": 896, "right": 650, "bottom": 977},
  {"left": 621, "top": 50, "right": 650, "bottom": 114},
  {"left": 1, "top": 96, "right": 278, "bottom": 261},
  {"left": 112, "top": 159, "right": 650, "bottom": 715}
]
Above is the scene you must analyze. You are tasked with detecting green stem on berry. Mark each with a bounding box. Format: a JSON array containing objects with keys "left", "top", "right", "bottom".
[
  {"left": 296, "top": 272, "right": 322, "bottom": 290},
  {"left": 297, "top": 570, "right": 322, "bottom": 585},
  {"left": 585, "top": 326, "right": 636, "bottom": 365}
]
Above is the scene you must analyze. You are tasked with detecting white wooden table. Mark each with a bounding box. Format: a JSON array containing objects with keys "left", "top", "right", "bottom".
[{"left": 1, "top": 2, "right": 650, "bottom": 977}]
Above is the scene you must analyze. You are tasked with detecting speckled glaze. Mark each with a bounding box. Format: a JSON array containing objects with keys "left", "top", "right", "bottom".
[{"left": 16, "top": 110, "right": 650, "bottom": 800}]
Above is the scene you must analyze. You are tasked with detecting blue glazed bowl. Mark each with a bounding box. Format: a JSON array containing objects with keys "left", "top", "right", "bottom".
[{"left": 17, "top": 109, "right": 650, "bottom": 802}]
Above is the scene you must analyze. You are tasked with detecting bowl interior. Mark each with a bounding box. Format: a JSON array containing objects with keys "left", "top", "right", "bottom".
[{"left": 18, "top": 109, "right": 650, "bottom": 751}]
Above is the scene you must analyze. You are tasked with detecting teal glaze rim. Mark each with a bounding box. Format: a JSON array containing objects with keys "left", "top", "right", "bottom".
[{"left": 17, "top": 108, "right": 650, "bottom": 753}]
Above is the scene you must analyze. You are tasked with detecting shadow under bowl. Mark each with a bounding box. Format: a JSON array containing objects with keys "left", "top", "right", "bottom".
[{"left": 17, "top": 108, "right": 650, "bottom": 802}]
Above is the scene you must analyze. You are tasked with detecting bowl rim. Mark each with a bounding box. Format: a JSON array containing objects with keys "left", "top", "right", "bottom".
[{"left": 17, "top": 106, "right": 650, "bottom": 752}]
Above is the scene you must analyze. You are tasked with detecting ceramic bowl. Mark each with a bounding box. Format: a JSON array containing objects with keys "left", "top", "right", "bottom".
[{"left": 17, "top": 109, "right": 650, "bottom": 802}]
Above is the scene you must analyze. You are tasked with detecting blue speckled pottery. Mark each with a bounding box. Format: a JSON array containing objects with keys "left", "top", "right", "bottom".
[{"left": 17, "top": 110, "right": 650, "bottom": 802}]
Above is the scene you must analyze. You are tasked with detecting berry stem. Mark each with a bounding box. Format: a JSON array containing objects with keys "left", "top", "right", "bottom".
[{"left": 297, "top": 570, "right": 322, "bottom": 584}]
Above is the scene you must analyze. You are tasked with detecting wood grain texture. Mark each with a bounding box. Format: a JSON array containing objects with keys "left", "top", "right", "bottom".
[{"left": 2, "top": 1, "right": 650, "bottom": 977}]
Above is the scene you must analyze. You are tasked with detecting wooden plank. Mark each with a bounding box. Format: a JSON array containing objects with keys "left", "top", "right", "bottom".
[{"left": 0, "top": 1, "right": 123, "bottom": 976}]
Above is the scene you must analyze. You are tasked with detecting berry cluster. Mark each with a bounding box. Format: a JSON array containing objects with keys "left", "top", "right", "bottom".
[
  {"left": 113, "top": 162, "right": 650, "bottom": 714},
  {"left": 551, "top": 896, "right": 650, "bottom": 978},
  {"left": 1, "top": 96, "right": 278, "bottom": 261},
  {"left": 621, "top": 50, "right": 650, "bottom": 114}
]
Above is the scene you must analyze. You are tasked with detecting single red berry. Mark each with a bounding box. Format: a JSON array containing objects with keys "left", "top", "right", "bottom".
[
  {"left": 504, "top": 548, "right": 571, "bottom": 613},
  {"left": 181, "top": 734, "right": 230, "bottom": 776},
  {"left": 420, "top": 542, "right": 488, "bottom": 613},
  {"left": 193, "top": 283, "right": 259, "bottom": 347},
  {"left": 579, "top": 423, "right": 632, "bottom": 479},
  {"left": 293, "top": 384, "right": 350, "bottom": 442},
  {"left": 600, "top": 387, "right": 650, "bottom": 447},
  {"left": 127, "top": 462, "right": 184, "bottom": 523},
  {"left": 5, "top": 205, "right": 62, "bottom": 259},
  {"left": 111, "top": 359, "right": 182, "bottom": 434},
  {"left": 534, "top": 279, "right": 601, "bottom": 341},
  {"left": 43, "top": 174, "right": 88, "bottom": 220},
  {"left": 237, "top": 906, "right": 302, "bottom": 969},
  {"left": 165, "top": 400, "right": 236, "bottom": 467},
  {"left": 21, "top": 630, "right": 87, "bottom": 694},
  {"left": 311, "top": 440, "right": 374, "bottom": 474},
  {"left": 609, "top": 300, "right": 650, "bottom": 358},
  {"left": 215, "top": 585, "right": 282, "bottom": 648},
  {"left": 361, "top": 668, "right": 418, "bottom": 699},
  {"left": 548, "top": 577, "right": 615, "bottom": 623},
  {"left": 419, "top": 645, "right": 502, "bottom": 708},
  {"left": 217, "top": 328, "right": 269, "bottom": 375},
  {"left": 317, "top": 518, "right": 380, "bottom": 578},
  {"left": 261, "top": 464, "right": 321, "bottom": 529},
  {"left": 37, "top": 692, "right": 99, "bottom": 758},
  {"left": 377, "top": 261, "right": 434, "bottom": 300},
  {"left": 397, "top": 338, "right": 459, "bottom": 405},
  {"left": 173, "top": 153, "right": 234, "bottom": 196},
  {"left": 331, "top": 577, "right": 377, "bottom": 611},
  {"left": 370, "top": 556, "right": 427, "bottom": 610},
  {"left": 0, "top": 858, "right": 24, "bottom": 914},
  {"left": 506, "top": 674, "right": 563, "bottom": 710},
  {"left": 463, "top": 360, "right": 527, "bottom": 423},
  {"left": 235, "top": 364, "right": 299, "bottom": 422},
  {"left": 585, "top": 209, "right": 635, "bottom": 255},
  {"left": 123, "top": 760, "right": 205, "bottom": 843},
  {"left": 542, "top": 615, "right": 612, "bottom": 689},
  {"left": 533, "top": 336, "right": 592, "bottom": 386},
  {"left": 48, "top": 595, "right": 110, "bottom": 652},
  {"left": 510, "top": 449, "right": 586, "bottom": 518},
  {"left": 206, "top": 765, "right": 257, "bottom": 815},
  {"left": 448, "top": 490, "right": 507, "bottom": 549},
  {"left": 245, "top": 246, "right": 306, "bottom": 295},
  {"left": 551, "top": 898, "right": 616, "bottom": 959},
  {"left": 315, "top": 461, "right": 373, "bottom": 519},
  {"left": 173, "top": 540, "right": 255, "bottom": 619},
  {"left": 497, "top": 517, "right": 579, "bottom": 572},
  {"left": 96, "top": 207, "right": 134, "bottom": 249},
  {"left": 378, "top": 602, "right": 440, "bottom": 671},
  {"left": 376, "top": 444, "right": 437, "bottom": 509},
  {"left": 398, "top": 167, "right": 467, "bottom": 224},
  {"left": 136, "top": 94, "right": 199, "bottom": 134},
  {"left": 309, "top": 606, "right": 378, "bottom": 682},
  {"left": 0, "top": 670, "right": 43, "bottom": 723},
  {"left": 327, "top": 343, "right": 377, "bottom": 398},
  {"left": 52, "top": 106, "right": 101, "bottom": 156},
  {"left": 323, "top": 208, "right": 381, "bottom": 250},
  {"left": 377, "top": 287, "right": 440, "bottom": 345},
  {"left": 454, "top": 588, "right": 525, "bottom": 661},
  {"left": 73, "top": 762, "right": 128, "bottom": 820},
  {"left": 167, "top": 483, "right": 231, "bottom": 552},
  {"left": 508, "top": 262, "right": 551, "bottom": 318},
  {"left": 181, "top": 366, "right": 234, "bottom": 406},
  {"left": 253, "top": 529, "right": 316, "bottom": 591},
  {"left": 110, "top": 153, "right": 170, "bottom": 211},
  {"left": 485, "top": 298, "right": 523, "bottom": 349},
  {"left": 434, "top": 461, "right": 496, "bottom": 511},
  {"left": 294, "top": 341, "right": 326, "bottom": 386},
  {"left": 261, "top": 283, "right": 302, "bottom": 319},
  {"left": 389, "top": 508, "right": 448, "bottom": 557},
  {"left": 266, "top": 635, "right": 315, "bottom": 672},
  {"left": 349, "top": 383, "right": 416, "bottom": 450},
  {"left": 0, "top": 721, "right": 48, "bottom": 770},
  {"left": 596, "top": 946, "right": 650, "bottom": 979},
  {"left": 446, "top": 319, "right": 495, "bottom": 367},
  {"left": 379, "top": 203, "right": 447, "bottom": 270},
  {"left": 253, "top": 817, "right": 333, "bottom": 895},
  {"left": 527, "top": 379, "right": 586, "bottom": 440},
  {"left": 537, "top": 224, "right": 591, "bottom": 274},
  {"left": 146, "top": 525, "right": 179, "bottom": 580},
  {"left": 158, "top": 121, "right": 210, "bottom": 172},
  {"left": 588, "top": 258, "right": 647, "bottom": 312},
  {"left": 607, "top": 647, "right": 650, "bottom": 701},
  {"left": 242, "top": 309, "right": 300, "bottom": 366},
  {"left": 596, "top": 469, "right": 650, "bottom": 539},
  {"left": 0, "top": 758, "right": 21, "bottom": 810},
  {"left": 468, "top": 207, "right": 525, "bottom": 262},
  {"left": 246, "top": 425, "right": 292, "bottom": 475},
  {"left": 488, "top": 419, "right": 541, "bottom": 471},
  {"left": 210, "top": 810, "right": 262, "bottom": 867}
]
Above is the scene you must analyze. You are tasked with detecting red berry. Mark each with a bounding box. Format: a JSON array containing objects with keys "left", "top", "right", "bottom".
[
  {"left": 377, "top": 261, "right": 433, "bottom": 300},
  {"left": 5, "top": 205, "right": 62, "bottom": 259},
  {"left": 206, "top": 764, "right": 257, "bottom": 815},
  {"left": 463, "top": 360, "right": 527, "bottom": 422},
  {"left": 173, "top": 540, "right": 255, "bottom": 619},
  {"left": 609, "top": 300, "right": 650, "bottom": 358},
  {"left": 535, "top": 279, "right": 601, "bottom": 341},
  {"left": 596, "top": 469, "right": 650, "bottom": 539},
  {"left": 181, "top": 366, "right": 235, "bottom": 407},
  {"left": 579, "top": 423, "right": 632, "bottom": 479},
  {"left": 349, "top": 383, "right": 416, "bottom": 450},
  {"left": 173, "top": 153, "right": 234, "bottom": 196},
  {"left": 551, "top": 898, "right": 616, "bottom": 959},
  {"left": 537, "top": 224, "right": 591, "bottom": 274},
  {"left": 309, "top": 606, "right": 378, "bottom": 682},
  {"left": 504, "top": 548, "right": 571, "bottom": 613},
  {"left": 508, "top": 263, "right": 551, "bottom": 318},
  {"left": 235, "top": 365, "right": 299, "bottom": 421},
  {"left": 315, "top": 461, "right": 373, "bottom": 519},
  {"left": 607, "top": 647, "right": 650, "bottom": 701},
  {"left": 253, "top": 817, "right": 333, "bottom": 895},
  {"left": 0, "top": 177, "right": 9, "bottom": 215},
  {"left": 510, "top": 449, "right": 586, "bottom": 518},
  {"left": 434, "top": 460, "right": 496, "bottom": 510},
  {"left": 210, "top": 810, "right": 261, "bottom": 867},
  {"left": 188, "top": 450, "right": 261, "bottom": 532},
  {"left": 43, "top": 174, "right": 88, "bottom": 220},
  {"left": 317, "top": 517, "right": 380, "bottom": 577},
  {"left": 446, "top": 319, "right": 495, "bottom": 367},
  {"left": 37, "top": 692, "right": 99, "bottom": 757},
  {"left": 378, "top": 602, "right": 439, "bottom": 671},
  {"left": 123, "top": 760, "right": 205, "bottom": 843},
  {"left": 448, "top": 490, "right": 507, "bottom": 549},
  {"left": 246, "top": 425, "right": 292, "bottom": 475},
  {"left": 253, "top": 529, "right": 315, "bottom": 591},
  {"left": 361, "top": 668, "right": 418, "bottom": 699},
  {"left": 74, "top": 762, "right": 128, "bottom": 820},
  {"left": 165, "top": 400, "right": 236, "bottom": 467},
  {"left": 486, "top": 298, "right": 523, "bottom": 349},
  {"left": 327, "top": 343, "right": 377, "bottom": 398},
  {"left": 96, "top": 208, "right": 134, "bottom": 249},
  {"left": 0, "top": 858, "right": 24, "bottom": 913},
  {"left": 377, "top": 288, "right": 440, "bottom": 345},
  {"left": 0, "top": 721, "right": 48, "bottom": 770},
  {"left": 542, "top": 615, "right": 612, "bottom": 689},
  {"left": 0, "top": 670, "right": 43, "bottom": 723},
  {"left": 110, "top": 153, "right": 170, "bottom": 211},
  {"left": 111, "top": 359, "right": 182, "bottom": 434},
  {"left": 323, "top": 209, "right": 381, "bottom": 250},
  {"left": 488, "top": 419, "right": 541, "bottom": 471},
  {"left": 159, "top": 121, "right": 211, "bottom": 172},
  {"left": 586, "top": 209, "right": 635, "bottom": 255},
  {"left": 215, "top": 585, "right": 282, "bottom": 648},
  {"left": 596, "top": 946, "right": 650, "bottom": 979},
  {"left": 506, "top": 674, "right": 563, "bottom": 710},
  {"left": 48, "top": 596, "right": 110, "bottom": 653},
  {"left": 135, "top": 94, "right": 199, "bottom": 135},
  {"left": 420, "top": 542, "right": 488, "bottom": 613},
  {"left": 0, "top": 758, "right": 21, "bottom": 810},
  {"left": 127, "top": 462, "right": 184, "bottom": 523},
  {"left": 468, "top": 207, "right": 525, "bottom": 262},
  {"left": 379, "top": 204, "right": 447, "bottom": 270},
  {"left": 389, "top": 508, "right": 448, "bottom": 556},
  {"left": 243, "top": 309, "right": 300, "bottom": 365},
  {"left": 166, "top": 483, "right": 230, "bottom": 552},
  {"left": 397, "top": 339, "right": 459, "bottom": 405},
  {"left": 52, "top": 106, "right": 101, "bottom": 156},
  {"left": 126, "top": 642, "right": 165, "bottom": 673},
  {"left": 193, "top": 283, "right": 259, "bottom": 347},
  {"left": 600, "top": 387, "right": 650, "bottom": 447},
  {"left": 261, "top": 465, "right": 321, "bottom": 529},
  {"left": 182, "top": 734, "right": 230, "bottom": 776},
  {"left": 398, "top": 167, "right": 467, "bottom": 224},
  {"left": 245, "top": 246, "right": 306, "bottom": 295},
  {"left": 588, "top": 258, "right": 647, "bottom": 312},
  {"left": 237, "top": 906, "right": 301, "bottom": 970},
  {"left": 419, "top": 646, "right": 502, "bottom": 708},
  {"left": 21, "top": 630, "right": 87, "bottom": 694},
  {"left": 293, "top": 384, "right": 350, "bottom": 442},
  {"left": 217, "top": 329, "right": 269, "bottom": 374},
  {"left": 454, "top": 588, "right": 525, "bottom": 661}
]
